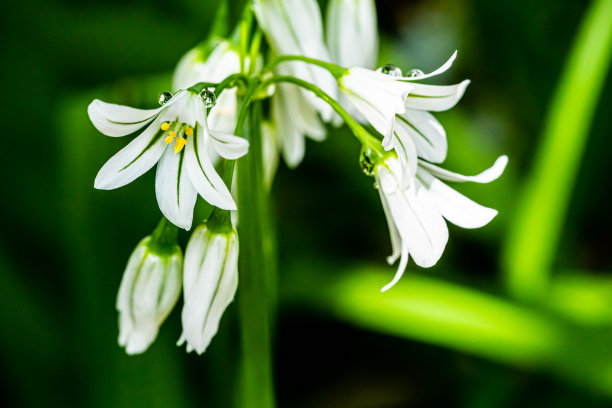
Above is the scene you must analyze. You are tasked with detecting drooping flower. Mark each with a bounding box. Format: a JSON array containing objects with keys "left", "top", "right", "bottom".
[
  {"left": 326, "top": 0, "right": 379, "bottom": 124},
  {"left": 382, "top": 52, "right": 470, "bottom": 178},
  {"left": 116, "top": 234, "right": 182, "bottom": 354},
  {"left": 338, "top": 67, "right": 414, "bottom": 139},
  {"left": 253, "top": 0, "right": 338, "bottom": 122},
  {"left": 326, "top": 0, "right": 378, "bottom": 70},
  {"left": 178, "top": 222, "right": 239, "bottom": 354},
  {"left": 269, "top": 65, "right": 326, "bottom": 168},
  {"left": 173, "top": 39, "right": 242, "bottom": 133},
  {"left": 88, "top": 89, "right": 249, "bottom": 230},
  {"left": 375, "top": 154, "right": 508, "bottom": 291}
]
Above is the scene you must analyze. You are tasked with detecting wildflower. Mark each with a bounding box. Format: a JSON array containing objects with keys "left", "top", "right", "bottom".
[
  {"left": 338, "top": 67, "right": 414, "bottom": 139},
  {"left": 254, "top": 0, "right": 338, "bottom": 122},
  {"left": 173, "top": 39, "right": 242, "bottom": 133},
  {"left": 270, "top": 65, "right": 326, "bottom": 168},
  {"left": 178, "top": 221, "right": 239, "bottom": 354},
  {"left": 88, "top": 89, "right": 249, "bottom": 230},
  {"left": 116, "top": 221, "right": 182, "bottom": 354},
  {"left": 375, "top": 154, "right": 508, "bottom": 291},
  {"left": 326, "top": 0, "right": 378, "bottom": 70},
  {"left": 383, "top": 52, "right": 470, "bottom": 177}
]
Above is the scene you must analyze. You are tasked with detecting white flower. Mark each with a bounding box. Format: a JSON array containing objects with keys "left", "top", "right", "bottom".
[
  {"left": 88, "top": 89, "right": 249, "bottom": 230},
  {"left": 269, "top": 65, "right": 326, "bottom": 168},
  {"left": 173, "top": 39, "right": 242, "bottom": 133},
  {"left": 376, "top": 154, "right": 508, "bottom": 292},
  {"left": 326, "top": 0, "right": 378, "bottom": 70},
  {"left": 178, "top": 224, "right": 239, "bottom": 354},
  {"left": 116, "top": 236, "right": 182, "bottom": 355},
  {"left": 383, "top": 52, "right": 470, "bottom": 178},
  {"left": 261, "top": 120, "right": 280, "bottom": 189},
  {"left": 339, "top": 68, "right": 414, "bottom": 139},
  {"left": 253, "top": 0, "right": 338, "bottom": 122}
]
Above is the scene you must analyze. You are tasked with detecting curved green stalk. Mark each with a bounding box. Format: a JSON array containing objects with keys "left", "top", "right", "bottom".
[
  {"left": 260, "top": 75, "right": 383, "bottom": 157},
  {"left": 263, "top": 54, "right": 346, "bottom": 78},
  {"left": 503, "top": 0, "right": 612, "bottom": 301}
]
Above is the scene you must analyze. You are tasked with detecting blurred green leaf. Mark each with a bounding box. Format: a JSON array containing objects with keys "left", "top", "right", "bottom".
[{"left": 503, "top": 0, "right": 612, "bottom": 301}]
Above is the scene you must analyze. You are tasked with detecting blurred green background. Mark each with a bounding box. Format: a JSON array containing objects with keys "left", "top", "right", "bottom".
[{"left": 1, "top": 0, "right": 611, "bottom": 406}]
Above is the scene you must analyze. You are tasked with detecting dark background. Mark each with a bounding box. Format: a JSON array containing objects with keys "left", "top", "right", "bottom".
[{"left": 1, "top": 0, "right": 611, "bottom": 406}]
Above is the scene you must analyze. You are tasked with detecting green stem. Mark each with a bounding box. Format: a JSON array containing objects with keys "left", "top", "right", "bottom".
[
  {"left": 263, "top": 55, "right": 346, "bottom": 78},
  {"left": 502, "top": 0, "right": 612, "bottom": 301},
  {"left": 236, "top": 99, "right": 277, "bottom": 407},
  {"left": 148, "top": 216, "right": 179, "bottom": 255},
  {"left": 188, "top": 73, "right": 249, "bottom": 94},
  {"left": 261, "top": 75, "right": 383, "bottom": 156}
]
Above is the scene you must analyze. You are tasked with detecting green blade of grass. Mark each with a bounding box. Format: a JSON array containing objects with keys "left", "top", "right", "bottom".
[{"left": 503, "top": 0, "right": 612, "bottom": 301}]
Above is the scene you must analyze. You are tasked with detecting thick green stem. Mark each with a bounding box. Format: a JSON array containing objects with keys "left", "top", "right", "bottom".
[{"left": 235, "top": 100, "right": 277, "bottom": 406}]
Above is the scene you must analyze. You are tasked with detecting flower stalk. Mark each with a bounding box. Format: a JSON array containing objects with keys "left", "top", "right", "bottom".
[{"left": 235, "top": 99, "right": 277, "bottom": 408}]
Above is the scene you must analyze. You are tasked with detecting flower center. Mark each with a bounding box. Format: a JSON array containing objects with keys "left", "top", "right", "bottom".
[{"left": 161, "top": 122, "right": 194, "bottom": 153}]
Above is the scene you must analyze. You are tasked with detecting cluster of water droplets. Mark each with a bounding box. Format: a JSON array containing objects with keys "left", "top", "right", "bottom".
[
  {"left": 157, "top": 89, "right": 217, "bottom": 108},
  {"left": 376, "top": 64, "right": 424, "bottom": 79}
]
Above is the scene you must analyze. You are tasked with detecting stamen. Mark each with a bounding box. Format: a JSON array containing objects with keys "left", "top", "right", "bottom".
[
  {"left": 174, "top": 137, "right": 187, "bottom": 153},
  {"left": 185, "top": 127, "right": 194, "bottom": 137},
  {"left": 165, "top": 135, "right": 174, "bottom": 144},
  {"left": 161, "top": 122, "right": 170, "bottom": 131},
  {"left": 169, "top": 131, "right": 176, "bottom": 137}
]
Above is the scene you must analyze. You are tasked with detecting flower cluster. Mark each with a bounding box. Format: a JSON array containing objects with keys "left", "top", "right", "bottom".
[{"left": 87, "top": 0, "right": 506, "bottom": 354}]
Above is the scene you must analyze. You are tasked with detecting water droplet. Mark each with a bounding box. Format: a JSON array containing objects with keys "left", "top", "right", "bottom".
[
  {"left": 158, "top": 91, "right": 173, "bottom": 105},
  {"left": 377, "top": 64, "right": 403, "bottom": 77},
  {"left": 408, "top": 68, "right": 424, "bottom": 78},
  {"left": 359, "top": 148, "right": 375, "bottom": 176},
  {"left": 200, "top": 89, "right": 216, "bottom": 108}
]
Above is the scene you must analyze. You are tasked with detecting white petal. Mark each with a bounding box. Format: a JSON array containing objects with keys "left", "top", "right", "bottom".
[
  {"left": 377, "top": 163, "right": 448, "bottom": 267},
  {"left": 181, "top": 234, "right": 238, "bottom": 354},
  {"left": 182, "top": 225, "right": 210, "bottom": 299},
  {"left": 261, "top": 121, "right": 280, "bottom": 189},
  {"left": 271, "top": 79, "right": 326, "bottom": 168},
  {"left": 377, "top": 187, "right": 402, "bottom": 265},
  {"left": 381, "top": 246, "right": 409, "bottom": 292},
  {"left": 326, "top": 0, "right": 378, "bottom": 69},
  {"left": 419, "top": 155, "right": 508, "bottom": 183},
  {"left": 94, "top": 118, "right": 166, "bottom": 190},
  {"left": 209, "top": 131, "right": 249, "bottom": 160},
  {"left": 208, "top": 90, "right": 239, "bottom": 133},
  {"left": 155, "top": 147, "right": 198, "bottom": 230},
  {"left": 402, "top": 51, "right": 458, "bottom": 81},
  {"left": 396, "top": 109, "right": 447, "bottom": 163},
  {"left": 388, "top": 123, "right": 419, "bottom": 183},
  {"left": 88, "top": 99, "right": 162, "bottom": 137},
  {"left": 254, "top": 0, "right": 338, "bottom": 121},
  {"left": 418, "top": 169, "right": 497, "bottom": 228},
  {"left": 405, "top": 80, "right": 470, "bottom": 112},
  {"left": 199, "top": 234, "right": 238, "bottom": 350},
  {"left": 185, "top": 125, "right": 236, "bottom": 210}
]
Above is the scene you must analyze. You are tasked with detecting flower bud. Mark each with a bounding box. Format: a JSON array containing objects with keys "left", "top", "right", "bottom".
[
  {"left": 178, "top": 223, "right": 239, "bottom": 354},
  {"left": 116, "top": 223, "right": 182, "bottom": 354}
]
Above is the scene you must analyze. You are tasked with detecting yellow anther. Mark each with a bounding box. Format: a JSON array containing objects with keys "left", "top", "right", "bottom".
[
  {"left": 174, "top": 137, "right": 188, "bottom": 153},
  {"left": 169, "top": 131, "right": 176, "bottom": 137},
  {"left": 165, "top": 135, "right": 174, "bottom": 144},
  {"left": 161, "top": 122, "right": 170, "bottom": 131},
  {"left": 185, "top": 127, "right": 194, "bottom": 137}
]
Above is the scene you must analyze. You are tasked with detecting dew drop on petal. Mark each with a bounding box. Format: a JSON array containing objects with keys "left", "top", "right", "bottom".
[
  {"left": 407, "top": 68, "right": 424, "bottom": 78},
  {"left": 158, "top": 91, "right": 173, "bottom": 105},
  {"left": 377, "top": 64, "right": 403, "bottom": 77},
  {"left": 200, "top": 89, "right": 217, "bottom": 108}
]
